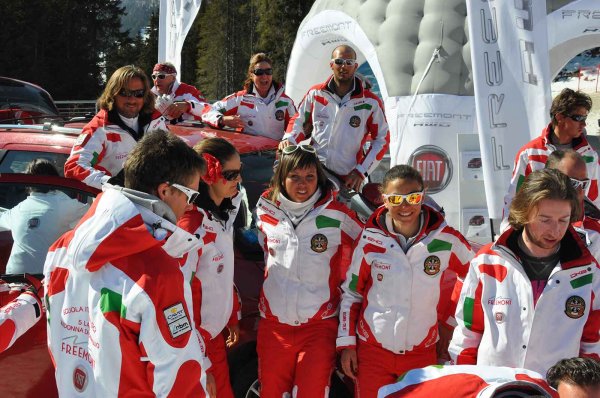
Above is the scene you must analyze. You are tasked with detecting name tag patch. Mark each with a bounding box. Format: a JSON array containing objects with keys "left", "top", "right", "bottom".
[{"left": 163, "top": 302, "right": 192, "bottom": 338}]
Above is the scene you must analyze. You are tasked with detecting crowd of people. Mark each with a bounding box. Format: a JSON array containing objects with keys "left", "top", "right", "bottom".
[{"left": 0, "top": 44, "right": 599, "bottom": 398}]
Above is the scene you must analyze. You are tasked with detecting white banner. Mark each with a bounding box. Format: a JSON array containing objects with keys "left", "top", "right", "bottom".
[
  {"left": 467, "top": 0, "right": 551, "bottom": 219},
  {"left": 388, "top": 94, "right": 476, "bottom": 230},
  {"left": 158, "top": 0, "right": 202, "bottom": 79}
]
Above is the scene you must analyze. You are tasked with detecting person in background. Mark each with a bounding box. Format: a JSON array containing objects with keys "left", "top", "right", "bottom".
[
  {"left": 45, "top": 130, "right": 214, "bottom": 397},
  {"left": 281, "top": 44, "right": 389, "bottom": 193},
  {"left": 450, "top": 169, "right": 600, "bottom": 376},
  {"left": 151, "top": 62, "right": 210, "bottom": 122},
  {"left": 64, "top": 65, "right": 167, "bottom": 189},
  {"left": 255, "top": 144, "right": 363, "bottom": 397},
  {"left": 546, "top": 357, "right": 600, "bottom": 398},
  {"left": 0, "top": 159, "right": 87, "bottom": 274},
  {"left": 338, "top": 164, "right": 474, "bottom": 398},
  {"left": 179, "top": 137, "right": 244, "bottom": 398},
  {"left": 502, "top": 88, "right": 596, "bottom": 229},
  {"left": 202, "top": 53, "right": 296, "bottom": 140}
]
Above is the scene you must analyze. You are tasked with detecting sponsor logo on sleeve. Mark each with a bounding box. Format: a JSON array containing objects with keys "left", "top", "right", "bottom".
[
  {"left": 565, "top": 296, "right": 586, "bottom": 319},
  {"left": 163, "top": 302, "right": 192, "bottom": 338},
  {"left": 423, "top": 255, "right": 441, "bottom": 276},
  {"left": 311, "top": 234, "right": 328, "bottom": 253}
]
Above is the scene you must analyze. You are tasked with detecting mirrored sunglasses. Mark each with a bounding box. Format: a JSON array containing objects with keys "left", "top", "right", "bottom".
[
  {"left": 169, "top": 182, "right": 200, "bottom": 205},
  {"left": 253, "top": 68, "right": 273, "bottom": 76},
  {"left": 151, "top": 73, "right": 176, "bottom": 80},
  {"left": 221, "top": 164, "right": 243, "bottom": 181},
  {"left": 383, "top": 191, "right": 424, "bottom": 206},
  {"left": 118, "top": 88, "right": 145, "bottom": 98},
  {"left": 281, "top": 144, "right": 317, "bottom": 156},
  {"left": 570, "top": 177, "right": 591, "bottom": 191},
  {"left": 331, "top": 58, "right": 356, "bottom": 66},
  {"left": 567, "top": 114, "right": 587, "bottom": 123}
]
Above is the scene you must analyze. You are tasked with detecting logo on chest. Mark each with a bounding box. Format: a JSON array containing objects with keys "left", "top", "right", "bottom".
[
  {"left": 423, "top": 255, "right": 441, "bottom": 276},
  {"left": 311, "top": 233, "right": 328, "bottom": 253},
  {"left": 349, "top": 115, "right": 361, "bottom": 128},
  {"left": 565, "top": 295, "right": 586, "bottom": 319},
  {"left": 275, "top": 109, "right": 284, "bottom": 121}
]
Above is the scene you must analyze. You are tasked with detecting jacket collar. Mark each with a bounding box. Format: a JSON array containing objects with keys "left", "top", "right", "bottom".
[{"left": 540, "top": 122, "right": 589, "bottom": 150}]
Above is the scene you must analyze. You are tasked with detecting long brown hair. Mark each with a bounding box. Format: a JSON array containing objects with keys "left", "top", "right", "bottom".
[
  {"left": 97, "top": 65, "right": 155, "bottom": 114},
  {"left": 243, "top": 53, "right": 273, "bottom": 91}
]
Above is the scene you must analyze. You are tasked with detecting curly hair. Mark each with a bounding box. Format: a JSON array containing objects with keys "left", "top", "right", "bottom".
[
  {"left": 97, "top": 65, "right": 155, "bottom": 114},
  {"left": 546, "top": 357, "right": 600, "bottom": 390}
]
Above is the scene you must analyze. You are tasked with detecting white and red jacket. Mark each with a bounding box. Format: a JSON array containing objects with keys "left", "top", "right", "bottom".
[
  {"left": 256, "top": 189, "right": 363, "bottom": 326},
  {"left": 377, "top": 365, "right": 557, "bottom": 398},
  {"left": 337, "top": 205, "right": 474, "bottom": 354},
  {"left": 44, "top": 185, "right": 210, "bottom": 397},
  {"left": 0, "top": 284, "right": 42, "bottom": 353},
  {"left": 202, "top": 82, "right": 295, "bottom": 140},
  {"left": 502, "top": 123, "right": 600, "bottom": 220},
  {"left": 284, "top": 76, "right": 390, "bottom": 178},
  {"left": 64, "top": 109, "right": 167, "bottom": 189},
  {"left": 449, "top": 226, "right": 600, "bottom": 375},
  {"left": 178, "top": 194, "right": 243, "bottom": 339},
  {"left": 151, "top": 80, "right": 210, "bottom": 121}
]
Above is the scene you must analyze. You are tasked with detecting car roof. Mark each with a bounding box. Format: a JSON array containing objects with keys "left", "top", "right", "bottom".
[{"left": 0, "top": 122, "right": 279, "bottom": 155}]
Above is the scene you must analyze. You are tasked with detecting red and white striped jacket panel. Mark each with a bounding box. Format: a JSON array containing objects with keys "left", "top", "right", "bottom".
[
  {"left": 284, "top": 76, "right": 390, "bottom": 177},
  {"left": 449, "top": 226, "right": 600, "bottom": 375},
  {"left": 44, "top": 187, "right": 210, "bottom": 397},
  {"left": 202, "top": 82, "right": 296, "bottom": 140},
  {"left": 256, "top": 189, "right": 363, "bottom": 326},
  {"left": 152, "top": 80, "right": 210, "bottom": 121},
  {"left": 178, "top": 194, "right": 243, "bottom": 339},
  {"left": 0, "top": 288, "right": 42, "bottom": 353},
  {"left": 64, "top": 110, "right": 167, "bottom": 189},
  {"left": 502, "top": 123, "right": 600, "bottom": 222},
  {"left": 337, "top": 205, "right": 474, "bottom": 354}
]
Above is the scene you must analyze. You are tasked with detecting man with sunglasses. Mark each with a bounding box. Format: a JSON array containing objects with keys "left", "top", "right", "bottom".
[
  {"left": 151, "top": 62, "right": 210, "bottom": 122},
  {"left": 64, "top": 65, "right": 167, "bottom": 189},
  {"left": 502, "top": 88, "right": 596, "bottom": 229},
  {"left": 281, "top": 45, "right": 389, "bottom": 193},
  {"left": 45, "top": 130, "right": 216, "bottom": 397}
]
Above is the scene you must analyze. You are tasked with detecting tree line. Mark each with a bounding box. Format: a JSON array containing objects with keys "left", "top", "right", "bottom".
[{"left": 0, "top": 0, "right": 314, "bottom": 101}]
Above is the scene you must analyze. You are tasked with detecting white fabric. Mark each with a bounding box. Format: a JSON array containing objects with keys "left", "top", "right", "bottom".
[
  {"left": 0, "top": 191, "right": 88, "bottom": 274},
  {"left": 277, "top": 188, "right": 321, "bottom": 226},
  {"left": 118, "top": 114, "right": 139, "bottom": 133}
]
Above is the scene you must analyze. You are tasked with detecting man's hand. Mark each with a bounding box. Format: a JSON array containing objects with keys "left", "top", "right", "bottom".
[
  {"left": 220, "top": 115, "right": 245, "bottom": 129},
  {"left": 165, "top": 101, "right": 190, "bottom": 119},
  {"left": 206, "top": 372, "right": 216, "bottom": 398},
  {"left": 278, "top": 139, "right": 292, "bottom": 151},
  {"left": 344, "top": 170, "right": 365, "bottom": 192},
  {"left": 436, "top": 323, "right": 453, "bottom": 364},
  {"left": 340, "top": 348, "right": 358, "bottom": 380},
  {"left": 226, "top": 324, "right": 240, "bottom": 348}
]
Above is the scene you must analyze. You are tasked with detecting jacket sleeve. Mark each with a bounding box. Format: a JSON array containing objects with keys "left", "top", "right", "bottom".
[
  {"left": 337, "top": 233, "right": 370, "bottom": 350},
  {"left": 448, "top": 261, "right": 485, "bottom": 365},
  {"left": 580, "top": 263, "right": 600, "bottom": 360},
  {"left": 0, "top": 291, "right": 42, "bottom": 353},
  {"left": 355, "top": 97, "right": 390, "bottom": 177},
  {"left": 284, "top": 89, "right": 315, "bottom": 145},
  {"left": 63, "top": 125, "right": 111, "bottom": 189},
  {"left": 227, "top": 285, "right": 242, "bottom": 327},
  {"left": 502, "top": 148, "right": 530, "bottom": 222},
  {"left": 201, "top": 93, "right": 241, "bottom": 128}
]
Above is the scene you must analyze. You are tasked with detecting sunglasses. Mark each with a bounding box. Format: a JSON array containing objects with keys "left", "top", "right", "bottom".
[
  {"left": 168, "top": 182, "right": 200, "bottom": 205},
  {"left": 253, "top": 68, "right": 273, "bottom": 76},
  {"left": 566, "top": 114, "right": 587, "bottom": 123},
  {"left": 222, "top": 164, "right": 243, "bottom": 181},
  {"left": 151, "top": 73, "right": 176, "bottom": 80},
  {"left": 383, "top": 191, "right": 424, "bottom": 206},
  {"left": 331, "top": 58, "right": 357, "bottom": 66},
  {"left": 281, "top": 145, "right": 317, "bottom": 155},
  {"left": 570, "top": 177, "right": 591, "bottom": 191},
  {"left": 118, "top": 89, "right": 145, "bottom": 98}
]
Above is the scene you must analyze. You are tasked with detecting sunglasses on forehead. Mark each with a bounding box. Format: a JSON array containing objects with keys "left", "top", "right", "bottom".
[
  {"left": 383, "top": 191, "right": 424, "bottom": 206},
  {"left": 221, "top": 164, "right": 243, "bottom": 181},
  {"left": 253, "top": 68, "right": 273, "bottom": 76},
  {"left": 151, "top": 73, "right": 176, "bottom": 80},
  {"left": 281, "top": 145, "right": 317, "bottom": 155},
  {"left": 118, "top": 88, "right": 145, "bottom": 98},
  {"left": 331, "top": 58, "right": 356, "bottom": 66},
  {"left": 168, "top": 182, "right": 200, "bottom": 205}
]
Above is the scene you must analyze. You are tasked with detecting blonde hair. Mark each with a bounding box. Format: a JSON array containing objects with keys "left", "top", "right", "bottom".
[{"left": 97, "top": 65, "right": 155, "bottom": 114}]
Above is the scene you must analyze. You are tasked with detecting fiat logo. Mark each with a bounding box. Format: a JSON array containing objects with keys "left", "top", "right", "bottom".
[{"left": 408, "top": 145, "right": 453, "bottom": 194}]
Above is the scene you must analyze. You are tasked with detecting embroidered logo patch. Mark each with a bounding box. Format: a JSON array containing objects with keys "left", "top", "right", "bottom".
[
  {"left": 275, "top": 109, "right": 284, "bottom": 121},
  {"left": 349, "top": 115, "right": 361, "bottom": 128},
  {"left": 423, "top": 255, "right": 441, "bottom": 276},
  {"left": 217, "top": 264, "right": 224, "bottom": 274},
  {"left": 311, "top": 234, "right": 328, "bottom": 253},
  {"left": 377, "top": 273, "right": 383, "bottom": 282},
  {"left": 494, "top": 312, "right": 505, "bottom": 324},
  {"left": 268, "top": 247, "right": 276, "bottom": 257},
  {"left": 564, "top": 295, "right": 586, "bottom": 319},
  {"left": 27, "top": 217, "right": 40, "bottom": 229},
  {"left": 73, "top": 366, "right": 88, "bottom": 392},
  {"left": 163, "top": 302, "right": 192, "bottom": 338}
]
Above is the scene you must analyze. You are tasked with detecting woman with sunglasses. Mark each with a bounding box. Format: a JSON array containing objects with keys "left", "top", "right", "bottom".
[
  {"left": 202, "top": 53, "right": 296, "bottom": 140},
  {"left": 337, "top": 164, "right": 474, "bottom": 398},
  {"left": 255, "top": 144, "right": 363, "bottom": 397},
  {"left": 178, "top": 137, "right": 244, "bottom": 398}
]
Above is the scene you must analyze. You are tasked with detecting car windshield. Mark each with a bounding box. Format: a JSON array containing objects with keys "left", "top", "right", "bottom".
[{"left": 0, "top": 150, "right": 68, "bottom": 176}]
